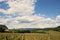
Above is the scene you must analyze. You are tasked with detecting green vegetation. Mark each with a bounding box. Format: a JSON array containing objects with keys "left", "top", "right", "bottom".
[
  {"left": 42, "top": 26, "right": 60, "bottom": 32},
  {"left": 0, "top": 25, "right": 60, "bottom": 33},
  {"left": 8, "top": 26, "right": 60, "bottom": 33},
  {"left": 54, "top": 26, "right": 60, "bottom": 31},
  {"left": 9, "top": 29, "right": 31, "bottom": 33},
  {"left": 0, "top": 25, "right": 8, "bottom": 32}
]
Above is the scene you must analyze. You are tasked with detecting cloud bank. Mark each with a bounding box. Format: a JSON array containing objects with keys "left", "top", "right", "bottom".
[{"left": 0, "top": 0, "right": 60, "bottom": 29}]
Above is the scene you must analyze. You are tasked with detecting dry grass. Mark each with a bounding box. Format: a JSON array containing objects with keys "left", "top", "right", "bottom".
[{"left": 0, "top": 31, "right": 60, "bottom": 40}]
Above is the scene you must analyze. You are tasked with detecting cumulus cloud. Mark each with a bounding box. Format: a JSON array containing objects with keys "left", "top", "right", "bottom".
[
  {"left": 0, "top": 15, "right": 60, "bottom": 29},
  {"left": 0, "top": 0, "right": 36, "bottom": 16},
  {"left": 0, "top": 0, "right": 60, "bottom": 29},
  {"left": 56, "top": 15, "right": 60, "bottom": 26},
  {"left": 1, "top": 15, "right": 58, "bottom": 29},
  {"left": 0, "top": 0, "right": 4, "bottom": 2}
]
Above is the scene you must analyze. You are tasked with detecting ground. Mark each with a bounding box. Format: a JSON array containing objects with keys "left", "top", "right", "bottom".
[{"left": 0, "top": 31, "right": 60, "bottom": 40}]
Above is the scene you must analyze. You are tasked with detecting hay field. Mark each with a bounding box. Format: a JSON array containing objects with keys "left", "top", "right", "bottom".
[{"left": 0, "top": 31, "right": 60, "bottom": 40}]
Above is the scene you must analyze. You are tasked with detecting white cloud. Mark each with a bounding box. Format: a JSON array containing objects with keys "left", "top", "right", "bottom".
[
  {"left": 0, "top": 18, "right": 9, "bottom": 24},
  {"left": 1, "top": 15, "right": 57, "bottom": 29},
  {"left": 0, "top": 0, "right": 60, "bottom": 29},
  {"left": 0, "top": 15, "right": 60, "bottom": 29},
  {"left": 0, "top": 0, "right": 36, "bottom": 16},
  {"left": 0, "top": 0, "right": 4, "bottom": 2},
  {"left": 56, "top": 15, "right": 60, "bottom": 26}
]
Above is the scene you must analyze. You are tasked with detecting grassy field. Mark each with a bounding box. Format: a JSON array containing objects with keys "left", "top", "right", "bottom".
[{"left": 0, "top": 31, "right": 60, "bottom": 40}]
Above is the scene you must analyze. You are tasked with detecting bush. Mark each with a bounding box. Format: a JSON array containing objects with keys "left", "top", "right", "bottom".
[{"left": 0, "top": 25, "right": 8, "bottom": 32}]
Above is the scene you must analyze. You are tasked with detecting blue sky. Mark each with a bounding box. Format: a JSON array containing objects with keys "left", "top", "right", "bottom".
[
  {"left": 0, "top": 1, "right": 10, "bottom": 10},
  {"left": 35, "top": 0, "right": 60, "bottom": 18}
]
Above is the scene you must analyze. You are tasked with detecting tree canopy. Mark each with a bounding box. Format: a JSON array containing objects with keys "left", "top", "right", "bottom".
[{"left": 0, "top": 25, "right": 8, "bottom": 32}]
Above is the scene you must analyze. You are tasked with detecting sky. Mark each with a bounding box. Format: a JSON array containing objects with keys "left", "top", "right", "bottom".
[
  {"left": 35, "top": 0, "right": 60, "bottom": 18},
  {"left": 0, "top": 0, "right": 60, "bottom": 29}
]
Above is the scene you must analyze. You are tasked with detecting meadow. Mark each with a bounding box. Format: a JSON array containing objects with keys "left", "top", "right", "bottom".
[{"left": 0, "top": 31, "right": 60, "bottom": 40}]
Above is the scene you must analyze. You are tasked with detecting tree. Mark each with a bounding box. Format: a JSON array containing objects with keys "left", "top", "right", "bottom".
[
  {"left": 0, "top": 25, "right": 8, "bottom": 32},
  {"left": 54, "top": 26, "right": 60, "bottom": 31}
]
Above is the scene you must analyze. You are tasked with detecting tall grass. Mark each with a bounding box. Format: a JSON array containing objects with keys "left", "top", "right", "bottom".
[{"left": 0, "top": 31, "right": 60, "bottom": 40}]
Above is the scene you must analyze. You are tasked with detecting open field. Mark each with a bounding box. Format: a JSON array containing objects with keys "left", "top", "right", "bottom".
[{"left": 0, "top": 31, "right": 60, "bottom": 40}]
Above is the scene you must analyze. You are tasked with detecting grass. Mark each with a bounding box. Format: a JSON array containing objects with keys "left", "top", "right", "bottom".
[{"left": 0, "top": 31, "right": 60, "bottom": 40}]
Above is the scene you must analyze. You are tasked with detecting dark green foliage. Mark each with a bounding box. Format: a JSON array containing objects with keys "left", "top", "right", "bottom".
[
  {"left": 9, "top": 29, "right": 31, "bottom": 33},
  {"left": 30, "top": 29, "right": 46, "bottom": 33},
  {"left": 8, "top": 26, "right": 60, "bottom": 33},
  {"left": 42, "top": 26, "right": 60, "bottom": 32},
  {"left": 0, "top": 25, "right": 60, "bottom": 33},
  {"left": 54, "top": 26, "right": 60, "bottom": 31},
  {"left": 0, "top": 25, "right": 8, "bottom": 32}
]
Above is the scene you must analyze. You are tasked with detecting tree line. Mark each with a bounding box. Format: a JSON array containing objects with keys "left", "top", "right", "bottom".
[{"left": 0, "top": 25, "right": 60, "bottom": 33}]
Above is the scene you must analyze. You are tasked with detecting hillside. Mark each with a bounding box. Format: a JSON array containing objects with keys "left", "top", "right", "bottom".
[{"left": 7, "top": 26, "right": 60, "bottom": 33}]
